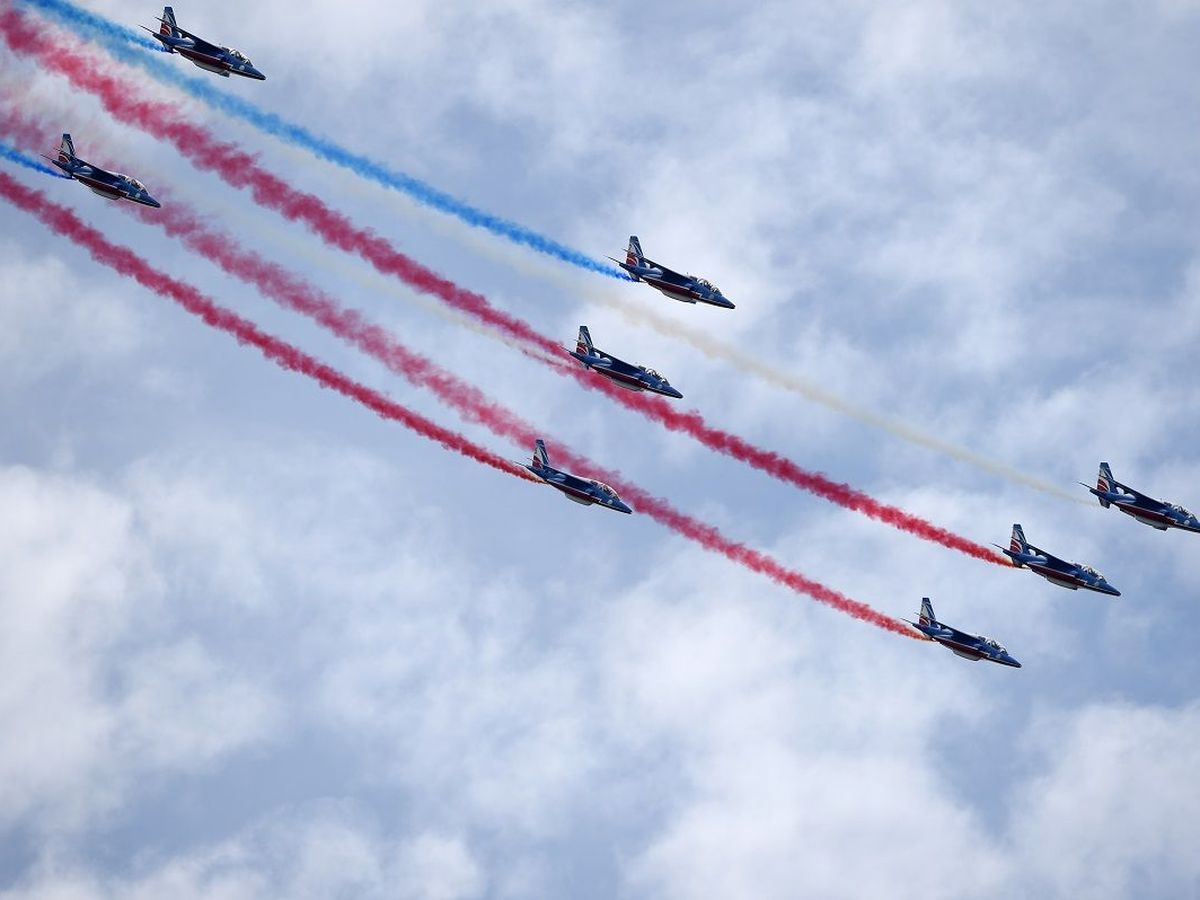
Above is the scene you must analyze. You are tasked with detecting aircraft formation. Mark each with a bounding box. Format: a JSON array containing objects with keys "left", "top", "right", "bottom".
[{"left": 21, "top": 6, "right": 1200, "bottom": 671}]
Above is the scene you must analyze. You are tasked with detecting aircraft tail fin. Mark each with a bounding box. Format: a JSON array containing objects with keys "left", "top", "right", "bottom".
[
  {"left": 919, "top": 597, "right": 936, "bottom": 627},
  {"left": 57, "top": 133, "right": 75, "bottom": 165},
  {"left": 1008, "top": 523, "right": 1029, "bottom": 567},
  {"left": 1096, "top": 462, "right": 1115, "bottom": 508},
  {"left": 159, "top": 6, "right": 180, "bottom": 37},
  {"left": 624, "top": 235, "right": 645, "bottom": 279},
  {"left": 576, "top": 325, "right": 593, "bottom": 356},
  {"left": 532, "top": 439, "right": 549, "bottom": 472}
]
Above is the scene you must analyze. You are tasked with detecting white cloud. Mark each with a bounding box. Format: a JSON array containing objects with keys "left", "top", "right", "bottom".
[
  {"left": 2, "top": 810, "right": 481, "bottom": 900},
  {"left": 0, "top": 463, "right": 277, "bottom": 835},
  {"left": 1, "top": 1, "right": 1198, "bottom": 898},
  {"left": 1008, "top": 702, "right": 1200, "bottom": 898},
  {"left": 0, "top": 242, "right": 142, "bottom": 385}
]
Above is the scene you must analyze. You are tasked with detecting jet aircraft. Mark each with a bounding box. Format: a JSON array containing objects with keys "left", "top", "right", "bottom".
[
  {"left": 523, "top": 440, "right": 632, "bottom": 514},
  {"left": 611, "top": 236, "right": 735, "bottom": 309},
  {"left": 905, "top": 597, "right": 1021, "bottom": 668},
  {"left": 1083, "top": 462, "right": 1200, "bottom": 533},
  {"left": 569, "top": 326, "right": 683, "bottom": 399},
  {"left": 144, "top": 7, "right": 266, "bottom": 80},
  {"left": 996, "top": 524, "right": 1120, "bottom": 596},
  {"left": 44, "top": 134, "right": 161, "bottom": 208}
]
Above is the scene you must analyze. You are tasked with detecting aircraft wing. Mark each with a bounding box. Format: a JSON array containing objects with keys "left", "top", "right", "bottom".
[
  {"left": 1033, "top": 546, "right": 1069, "bottom": 569},
  {"left": 158, "top": 19, "right": 222, "bottom": 53},
  {"left": 645, "top": 258, "right": 675, "bottom": 279},
  {"left": 1115, "top": 480, "right": 1159, "bottom": 506}
]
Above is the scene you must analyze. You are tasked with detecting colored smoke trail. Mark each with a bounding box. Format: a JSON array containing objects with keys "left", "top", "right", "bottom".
[
  {"left": 590, "top": 380, "right": 1007, "bottom": 565},
  {"left": 412, "top": 206, "right": 1086, "bottom": 505},
  {"left": 0, "top": 7, "right": 568, "bottom": 358},
  {"left": 0, "top": 139, "right": 67, "bottom": 177},
  {"left": 16, "top": 0, "right": 629, "bottom": 281},
  {"left": 129, "top": 195, "right": 986, "bottom": 589},
  {"left": 0, "top": 171, "right": 918, "bottom": 640},
  {"left": 0, "top": 13, "right": 1004, "bottom": 563},
  {"left": 9, "top": 2, "right": 1083, "bottom": 507},
  {"left": 15, "top": 0, "right": 162, "bottom": 52},
  {"left": 0, "top": 168, "right": 536, "bottom": 484}
]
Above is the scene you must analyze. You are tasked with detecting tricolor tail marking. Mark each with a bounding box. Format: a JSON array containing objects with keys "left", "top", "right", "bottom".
[
  {"left": 57, "top": 133, "right": 74, "bottom": 164},
  {"left": 159, "top": 6, "right": 177, "bottom": 37}
]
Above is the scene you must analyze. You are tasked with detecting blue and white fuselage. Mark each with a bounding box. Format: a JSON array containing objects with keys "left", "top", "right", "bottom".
[
  {"left": 44, "top": 134, "right": 160, "bottom": 208},
  {"left": 144, "top": 6, "right": 266, "bottom": 80},
  {"left": 569, "top": 326, "right": 682, "bottom": 399},
  {"left": 997, "top": 524, "right": 1121, "bottom": 596},
  {"left": 523, "top": 440, "right": 632, "bottom": 514},
  {"left": 611, "top": 236, "right": 735, "bottom": 309},
  {"left": 905, "top": 598, "right": 1020, "bottom": 667},
  {"left": 1083, "top": 462, "right": 1200, "bottom": 533}
]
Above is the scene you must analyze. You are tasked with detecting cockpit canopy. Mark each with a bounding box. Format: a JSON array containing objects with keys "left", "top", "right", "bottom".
[
  {"left": 643, "top": 368, "right": 662, "bottom": 380},
  {"left": 695, "top": 278, "right": 722, "bottom": 295},
  {"left": 1168, "top": 502, "right": 1193, "bottom": 519},
  {"left": 982, "top": 638, "right": 1007, "bottom": 653},
  {"left": 1080, "top": 565, "right": 1104, "bottom": 580},
  {"left": 117, "top": 174, "right": 145, "bottom": 192},
  {"left": 588, "top": 480, "right": 617, "bottom": 498},
  {"left": 227, "top": 48, "right": 250, "bottom": 63}
]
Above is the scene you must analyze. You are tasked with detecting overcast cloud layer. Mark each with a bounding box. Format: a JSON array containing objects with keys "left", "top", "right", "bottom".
[{"left": 1, "top": 1, "right": 1199, "bottom": 897}]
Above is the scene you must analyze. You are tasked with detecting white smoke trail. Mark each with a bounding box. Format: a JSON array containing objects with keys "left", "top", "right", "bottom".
[
  {"left": 143, "top": 75, "right": 1080, "bottom": 504},
  {"left": 164, "top": 180, "right": 567, "bottom": 371},
  {"left": 345, "top": 187, "right": 1086, "bottom": 503}
]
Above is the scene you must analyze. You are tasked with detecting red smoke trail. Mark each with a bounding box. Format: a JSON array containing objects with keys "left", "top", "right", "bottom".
[
  {"left": 132, "top": 203, "right": 1000, "bottom": 596},
  {"left": 0, "top": 169, "right": 537, "bottom": 485},
  {"left": 0, "top": 6, "right": 561, "bottom": 360},
  {"left": 590, "top": 381, "right": 1007, "bottom": 565},
  {"left": 0, "top": 173, "right": 918, "bottom": 640},
  {"left": 0, "top": 8, "right": 1002, "bottom": 566},
  {"left": 115, "top": 202, "right": 916, "bottom": 637}
]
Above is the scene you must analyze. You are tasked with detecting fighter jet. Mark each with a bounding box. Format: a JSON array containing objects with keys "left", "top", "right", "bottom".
[
  {"left": 43, "top": 134, "right": 161, "bottom": 208},
  {"left": 610, "top": 236, "right": 735, "bottom": 309},
  {"left": 569, "top": 326, "right": 683, "bottom": 399},
  {"left": 1083, "top": 462, "right": 1200, "bottom": 533},
  {"left": 523, "top": 440, "right": 632, "bottom": 514},
  {"left": 905, "top": 598, "right": 1021, "bottom": 667},
  {"left": 144, "top": 7, "right": 266, "bottom": 80},
  {"left": 996, "top": 524, "right": 1120, "bottom": 596}
]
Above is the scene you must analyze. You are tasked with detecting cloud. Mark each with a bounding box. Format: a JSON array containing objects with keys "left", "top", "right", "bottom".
[
  {"left": 2, "top": 808, "right": 483, "bottom": 900},
  {"left": 0, "top": 463, "right": 277, "bottom": 836},
  {"left": 1008, "top": 702, "right": 1200, "bottom": 898},
  {"left": 0, "top": 239, "right": 142, "bottom": 385},
  {"left": 1, "top": 0, "right": 1198, "bottom": 897}
]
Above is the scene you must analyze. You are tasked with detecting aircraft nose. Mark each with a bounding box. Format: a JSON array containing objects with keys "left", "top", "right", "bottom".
[
  {"left": 250, "top": 68, "right": 266, "bottom": 80},
  {"left": 145, "top": 197, "right": 162, "bottom": 208}
]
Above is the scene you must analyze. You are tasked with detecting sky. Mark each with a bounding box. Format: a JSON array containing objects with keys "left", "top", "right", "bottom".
[{"left": 1, "top": 0, "right": 1199, "bottom": 897}]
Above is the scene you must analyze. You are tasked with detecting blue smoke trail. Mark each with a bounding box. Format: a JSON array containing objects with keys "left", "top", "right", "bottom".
[
  {"left": 15, "top": 0, "right": 165, "bottom": 52},
  {"left": 17, "top": 0, "right": 633, "bottom": 281},
  {"left": 0, "top": 141, "right": 70, "bottom": 178}
]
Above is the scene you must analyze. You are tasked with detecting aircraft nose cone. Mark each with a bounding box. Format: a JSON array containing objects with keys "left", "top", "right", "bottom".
[
  {"left": 145, "top": 197, "right": 162, "bottom": 208},
  {"left": 1008, "top": 658, "right": 1023, "bottom": 668}
]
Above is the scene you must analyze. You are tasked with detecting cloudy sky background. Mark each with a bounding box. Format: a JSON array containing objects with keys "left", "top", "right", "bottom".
[{"left": 1, "top": 0, "right": 1199, "bottom": 896}]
